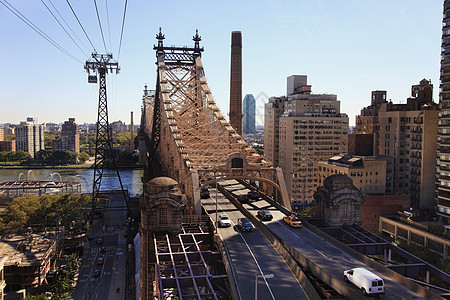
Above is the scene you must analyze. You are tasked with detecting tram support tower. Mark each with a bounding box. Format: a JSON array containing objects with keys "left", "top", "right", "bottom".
[{"left": 85, "top": 53, "right": 128, "bottom": 217}]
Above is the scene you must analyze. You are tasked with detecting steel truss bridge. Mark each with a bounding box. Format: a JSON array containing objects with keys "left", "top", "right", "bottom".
[{"left": 139, "top": 28, "right": 290, "bottom": 215}]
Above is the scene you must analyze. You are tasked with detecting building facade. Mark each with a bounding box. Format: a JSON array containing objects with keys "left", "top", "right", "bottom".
[
  {"left": 377, "top": 97, "right": 438, "bottom": 210},
  {"left": 243, "top": 94, "right": 256, "bottom": 134},
  {"left": 15, "top": 121, "right": 44, "bottom": 158},
  {"left": 437, "top": 0, "right": 450, "bottom": 224},
  {"left": 355, "top": 80, "right": 438, "bottom": 211},
  {"left": 264, "top": 75, "right": 348, "bottom": 203},
  {"left": 61, "top": 118, "right": 80, "bottom": 153},
  {"left": 318, "top": 155, "right": 387, "bottom": 195}
]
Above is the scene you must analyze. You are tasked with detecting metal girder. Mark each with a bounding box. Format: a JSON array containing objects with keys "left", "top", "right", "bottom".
[{"left": 154, "top": 231, "right": 230, "bottom": 299}]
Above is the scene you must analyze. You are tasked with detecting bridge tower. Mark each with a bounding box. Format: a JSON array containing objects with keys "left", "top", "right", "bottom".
[{"left": 85, "top": 53, "right": 128, "bottom": 215}]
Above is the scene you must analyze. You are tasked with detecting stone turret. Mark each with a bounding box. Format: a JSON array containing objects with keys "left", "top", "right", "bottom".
[{"left": 314, "top": 175, "right": 364, "bottom": 227}]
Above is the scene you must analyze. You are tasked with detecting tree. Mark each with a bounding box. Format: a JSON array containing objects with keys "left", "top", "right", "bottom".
[{"left": 78, "top": 152, "right": 90, "bottom": 164}]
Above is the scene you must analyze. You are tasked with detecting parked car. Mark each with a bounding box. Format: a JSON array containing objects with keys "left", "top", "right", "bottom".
[
  {"left": 200, "top": 187, "right": 210, "bottom": 199},
  {"left": 248, "top": 190, "right": 260, "bottom": 200},
  {"left": 218, "top": 214, "right": 232, "bottom": 227},
  {"left": 283, "top": 215, "right": 303, "bottom": 228},
  {"left": 237, "top": 194, "right": 250, "bottom": 204},
  {"left": 257, "top": 210, "right": 273, "bottom": 221},
  {"left": 344, "top": 268, "right": 385, "bottom": 296},
  {"left": 237, "top": 218, "right": 254, "bottom": 232}
]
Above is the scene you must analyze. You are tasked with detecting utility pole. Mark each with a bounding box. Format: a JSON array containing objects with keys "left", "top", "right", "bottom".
[{"left": 85, "top": 53, "right": 128, "bottom": 219}]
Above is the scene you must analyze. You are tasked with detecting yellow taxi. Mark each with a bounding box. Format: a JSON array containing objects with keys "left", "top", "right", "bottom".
[{"left": 283, "top": 215, "right": 303, "bottom": 228}]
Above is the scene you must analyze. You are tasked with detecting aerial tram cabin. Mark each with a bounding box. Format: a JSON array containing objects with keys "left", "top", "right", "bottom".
[{"left": 88, "top": 74, "right": 98, "bottom": 83}]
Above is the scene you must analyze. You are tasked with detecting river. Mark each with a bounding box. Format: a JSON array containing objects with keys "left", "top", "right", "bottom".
[{"left": 0, "top": 168, "right": 144, "bottom": 196}]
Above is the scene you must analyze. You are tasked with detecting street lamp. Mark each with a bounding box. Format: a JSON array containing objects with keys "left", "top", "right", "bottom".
[{"left": 255, "top": 273, "right": 274, "bottom": 300}]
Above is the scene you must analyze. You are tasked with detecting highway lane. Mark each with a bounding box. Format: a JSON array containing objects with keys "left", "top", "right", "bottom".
[
  {"left": 202, "top": 182, "right": 309, "bottom": 300},
  {"left": 236, "top": 188, "right": 430, "bottom": 300}
]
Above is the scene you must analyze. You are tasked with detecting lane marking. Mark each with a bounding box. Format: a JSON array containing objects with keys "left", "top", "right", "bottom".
[
  {"left": 210, "top": 191, "right": 275, "bottom": 300},
  {"left": 316, "top": 250, "right": 326, "bottom": 258}
]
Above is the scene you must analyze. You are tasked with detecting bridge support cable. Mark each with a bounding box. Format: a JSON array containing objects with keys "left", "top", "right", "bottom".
[{"left": 85, "top": 53, "right": 129, "bottom": 218}]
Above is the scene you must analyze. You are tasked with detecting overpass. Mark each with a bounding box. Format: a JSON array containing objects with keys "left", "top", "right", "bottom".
[{"left": 139, "top": 30, "right": 447, "bottom": 299}]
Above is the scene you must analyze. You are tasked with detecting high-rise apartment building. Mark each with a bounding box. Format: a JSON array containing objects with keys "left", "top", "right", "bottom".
[
  {"left": 437, "top": 0, "right": 450, "bottom": 224},
  {"left": 356, "top": 79, "right": 438, "bottom": 210},
  {"left": 15, "top": 120, "right": 45, "bottom": 158},
  {"left": 243, "top": 94, "right": 256, "bottom": 134},
  {"left": 264, "top": 75, "right": 349, "bottom": 203},
  {"left": 61, "top": 118, "right": 80, "bottom": 153}
]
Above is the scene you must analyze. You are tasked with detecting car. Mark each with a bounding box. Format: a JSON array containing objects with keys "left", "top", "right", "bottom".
[
  {"left": 237, "top": 194, "right": 250, "bottom": 204},
  {"left": 257, "top": 210, "right": 273, "bottom": 221},
  {"left": 344, "top": 268, "right": 385, "bottom": 296},
  {"left": 237, "top": 218, "right": 254, "bottom": 232},
  {"left": 248, "top": 190, "right": 260, "bottom": 200},
  {"left": 218, "top": 214, "right": 232, "bottom": 227},
  {"left": 100, "top": 247, "right": 106, "bottom": 254},
  {"left": 93, "top": 269, "right": 101, "bottom": 278},
  {"left": 283, "top": 215, "right": 303, "bottom": 228},
  {"left": 200, "top": 187, "right": 210, "bottom": 199},
  {"left": 97, "top": 257, "right": 104, "bottom": 265},
  {"left": 96, "top": 238, "right": 103, "bottom": 245}
]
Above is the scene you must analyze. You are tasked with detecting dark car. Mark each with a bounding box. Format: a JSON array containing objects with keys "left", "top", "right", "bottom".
[
  {"left": 248, "top": 190, "right": 260, "bottom": 200},
  {"left": 100, "top": 247, "right": 106, "bottom": 254},
  {"left": 257, "top": 210, "right": 273, "bottom": 221},
  {"left": 96, "top": 238, "right": 103, "bottom": 245},
  {"left": 237, "top": 218, "right": 254, "bottom": 232},
  {"left": 93, "top": 269, "right": 101, "bottom": 278},
  {"left": 237, "top": 194, "right": 250, "bottom": 204},
  {"left": 200, "top": 187, "right": 210, "bottom": 199}
]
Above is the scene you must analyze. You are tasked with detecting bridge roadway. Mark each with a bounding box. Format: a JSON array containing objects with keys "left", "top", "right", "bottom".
[
  {"left": 202, "top": 180, "right": 430, "bottom": 300},
  {"left": 202, "top": 181, "right": 309, "bottom": 300}
]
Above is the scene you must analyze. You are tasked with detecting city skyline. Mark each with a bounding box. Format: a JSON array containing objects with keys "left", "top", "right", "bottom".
[{"left": 0, "top": 1, "right": 443, "bottom": 126}]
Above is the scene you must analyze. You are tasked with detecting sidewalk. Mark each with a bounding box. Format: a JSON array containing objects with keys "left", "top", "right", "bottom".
[{"left": 109, "top": 231, "right": 127, "bottom": 300}]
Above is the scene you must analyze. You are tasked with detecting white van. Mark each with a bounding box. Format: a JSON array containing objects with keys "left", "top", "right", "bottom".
[{"left": 344, "top": 267, "right": 385, "bottom": 296}]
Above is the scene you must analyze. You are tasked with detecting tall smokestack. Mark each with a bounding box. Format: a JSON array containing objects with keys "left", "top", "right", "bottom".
[
  {"left": 229, "top": 31, "right": 243, "bottom": 136},
  {"left": 130, "top": 111, "right": 134, "bottom": 152}
]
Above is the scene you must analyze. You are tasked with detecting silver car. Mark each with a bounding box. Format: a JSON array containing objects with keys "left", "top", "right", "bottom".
[{"left": 218, "top": 214, "right": 232, "bottom": 227}]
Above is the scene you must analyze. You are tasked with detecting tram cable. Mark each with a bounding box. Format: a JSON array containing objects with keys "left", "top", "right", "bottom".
[
  {"left": 117, "top": 0, "right": 128, "bottom": 60},
  {"left": 48, "top": 0, "right": 92, "bottom": 54},
  {"left": 65, "top": 0, "right": 97, "bottom": 53},
  {"left": 40, "top": 0, "right": 89, "bottom": 58},
  {"left": 0, "top": 0, "right": 83, "bottom": 64},
  {"left": 93, "top": 0, "right": 108, "bottom": 54}
]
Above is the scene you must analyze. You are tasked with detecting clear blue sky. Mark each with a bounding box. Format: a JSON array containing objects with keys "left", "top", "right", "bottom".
[{"left": 0, "top": 0, "right": 443, "bottom": 127}]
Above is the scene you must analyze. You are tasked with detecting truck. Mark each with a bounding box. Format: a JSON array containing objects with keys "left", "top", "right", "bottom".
[{"left": 344, "top": 267, "right": 385, "bottom": 296}]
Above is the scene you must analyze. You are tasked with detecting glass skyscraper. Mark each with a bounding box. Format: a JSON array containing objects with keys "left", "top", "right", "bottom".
[{"left": 243, "top": 94, "right": 256, "bottom": 134}]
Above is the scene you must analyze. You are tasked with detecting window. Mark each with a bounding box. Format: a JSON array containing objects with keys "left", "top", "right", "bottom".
[{"left": 160, "top": 207, "right": 168, "bottom": 224}]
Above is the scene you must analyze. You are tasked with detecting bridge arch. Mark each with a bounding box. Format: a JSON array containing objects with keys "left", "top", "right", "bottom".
[{"left": 198, "top": 175, "right": 291, "bottom": 211}]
